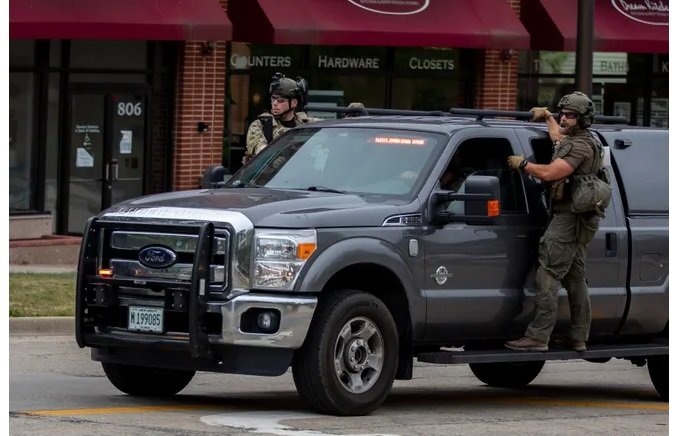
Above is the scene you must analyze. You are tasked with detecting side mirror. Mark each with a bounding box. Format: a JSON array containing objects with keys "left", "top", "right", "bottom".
[
  {"left": 430, "top": 175, "right": 501, "bottom": 225},
  {"left": 200, "top": 165, "right": 227, "bottom": 189}
]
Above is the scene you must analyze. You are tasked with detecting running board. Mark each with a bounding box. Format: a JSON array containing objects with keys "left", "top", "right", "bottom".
[{"left": 417, "top": 343, "right": 668, "bottom": 365}]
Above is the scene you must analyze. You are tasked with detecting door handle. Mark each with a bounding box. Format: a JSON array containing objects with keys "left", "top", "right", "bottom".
[
  {"left": 110, "top": 159, "right": 119, "bottom": 182},
  {"left": 605, "top": 232, "right": 617, "bottom": 257}
]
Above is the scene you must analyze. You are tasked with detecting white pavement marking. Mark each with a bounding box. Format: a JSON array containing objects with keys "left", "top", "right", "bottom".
[{"left": 201, "top": 410, "right": 400, "bottom": 436}]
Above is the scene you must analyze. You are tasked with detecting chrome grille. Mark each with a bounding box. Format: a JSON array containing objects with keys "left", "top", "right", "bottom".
[
  {"left": 104, "top": 229, "right": 230, "bottom": 289},
  {"left": 111, "top": 231, "right": 227, "bottom": 254}
]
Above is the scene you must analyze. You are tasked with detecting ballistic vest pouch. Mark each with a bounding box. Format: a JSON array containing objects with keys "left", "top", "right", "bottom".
[
  {"left": 550, "top": 178, "right": 569, "bottom": 201},
  {"left": 570, "top": 138, "right": 612, "bottom": 217}
]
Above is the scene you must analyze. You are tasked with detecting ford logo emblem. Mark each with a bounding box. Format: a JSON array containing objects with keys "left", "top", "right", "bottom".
[{"left": 138, "top": 246, "right": 177, "bottom": 269}]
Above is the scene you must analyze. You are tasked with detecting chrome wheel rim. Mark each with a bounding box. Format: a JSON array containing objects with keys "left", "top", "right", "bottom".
[{"left": 333, "top": 316, "right": 384, "bottom": 394}]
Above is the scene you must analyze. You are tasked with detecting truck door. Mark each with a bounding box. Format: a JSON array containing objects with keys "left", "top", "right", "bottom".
[
  {"left": 515, "top": 128, "right": 628, "bottom": 338},
  {"left": 422, "top": 129, "right": 544, "bottom": 342}
]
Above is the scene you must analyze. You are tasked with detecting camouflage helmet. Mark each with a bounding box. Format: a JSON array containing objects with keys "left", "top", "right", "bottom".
[
  {"left": 558, "top": 91, "right": 595, "bottom": 127},
  {"left": 269, "top": 72, "right": 302, "bottom": 101}
]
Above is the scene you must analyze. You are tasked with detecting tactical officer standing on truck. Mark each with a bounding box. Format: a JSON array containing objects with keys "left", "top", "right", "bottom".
[
  {"left": 243, "top": 73, "right": 317, "bottom": 165},
  {"left": 505, "top": 91, "right": 608, "bottom": 352}
]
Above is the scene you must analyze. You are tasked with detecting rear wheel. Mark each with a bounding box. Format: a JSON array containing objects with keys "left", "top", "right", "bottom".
[
  {"left": 292, "top": 290, "right": 399, "bottom": 416},
  {"left": 647, "top": 355, "right": 668, "bottom": 401},
  {"left": 102, "top": 362, "right": 195, "bottom": 396},
  {"left": 469, "top": 361, "right": 545, "bottom": 388}
]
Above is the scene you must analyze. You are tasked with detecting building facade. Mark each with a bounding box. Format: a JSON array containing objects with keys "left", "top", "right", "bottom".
[{"left": 9, "top": 0, "right": 668, "bottom": 238}]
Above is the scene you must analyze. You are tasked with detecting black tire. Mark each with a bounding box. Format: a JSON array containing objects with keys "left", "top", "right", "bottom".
[
  {"left": 102, "top": 362, "right": 195, "bottom": 397},
  {"left": 292, "top": 290, "right": 399, "bottom": 416},
  {"left": 648, "top": 355, "right": 668, "bottom": 401},
  {"left": 469, "top": 361, "right": 545, "bottom": 388}
]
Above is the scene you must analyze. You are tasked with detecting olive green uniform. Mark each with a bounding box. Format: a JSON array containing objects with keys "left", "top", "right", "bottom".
[
  {"left": 525, "top": 129, "right": 602, "bottom": 344},
  {"left": 245, "top": 112, "right": 317, "bottom": 160}
]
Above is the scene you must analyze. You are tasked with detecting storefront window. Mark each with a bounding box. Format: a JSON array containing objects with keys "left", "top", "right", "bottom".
[
  {"left": 10, "top": 40, "right": 35, "bottom": 67},
  {"left": 229, "top": 42, "right": 304, "bottom": 72},
  {"left": 9, "top": 72, "right": 35, "bottom": 211},
  {"left": 392, "top": 48, "right": 460, "bottom": 110},
  {"left": 649, "top": 80, "right": 668, "bottom": 128},
  {"left": 391, "top": 78, "right": 456, "bottom": 111},
  {"left": 308, "top": 75, "right": 386, "bottom": 110},
  {"left": 70, "top": 40, "right": 147, "bottom": 69},
  {"left": 307, "top": 46, "right": 388, "bottom": 112},
  {"left": 226, "top": 44, "right": 475, "bottom": 172},
  {"left": 517, "top": 51, "right": 668, "bottom": 127},
  {"left": 44, "top": 73, "right": 61, "bottom": 228}
]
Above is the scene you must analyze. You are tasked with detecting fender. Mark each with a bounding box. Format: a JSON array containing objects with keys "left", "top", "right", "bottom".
[{"left": 295, "top": 237, "right": 425, "bottom": 340}]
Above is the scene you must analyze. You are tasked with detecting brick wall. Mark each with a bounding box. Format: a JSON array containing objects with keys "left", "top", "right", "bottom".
[
  {"left": 150, "top": 78, "right": 169, "bottom": 194},
  {"left": 172, "top": 0, "right": 228, "bottom": 190},
  {"left": 474, "top": 0, "right": 521, "bottom": 110}
]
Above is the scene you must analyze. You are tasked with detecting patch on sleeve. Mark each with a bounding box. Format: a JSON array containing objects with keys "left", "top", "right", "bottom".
[
  {"left": 559, "top": 137, "right": 592, "bottom": 170},
  {"left": 553, "top": 140, "right": 573, "bottom": 160}
]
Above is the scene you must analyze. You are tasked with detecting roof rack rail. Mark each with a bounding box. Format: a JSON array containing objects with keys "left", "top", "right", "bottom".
[
  {"left": 448, "top": 107, "right": 628, "bottom": 124},
  {"left": 304, "top": 105, "right": 628, "bottom": 125},
  {"left": 305, "top": 105, "right": 446, "bottom": 117}
]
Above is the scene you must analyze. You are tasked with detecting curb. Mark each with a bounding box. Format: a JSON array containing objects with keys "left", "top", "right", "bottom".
[
  {"left": 10, "top": 316, "right": 75, "bottom": 336},
  {"left": 9, "top": 265, "right": 77, "bottom": 273}
]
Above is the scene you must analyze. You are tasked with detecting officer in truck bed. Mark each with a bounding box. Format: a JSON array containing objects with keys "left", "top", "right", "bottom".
[{"left": 243, "top": 73, "right": 317, "bottom": 165}]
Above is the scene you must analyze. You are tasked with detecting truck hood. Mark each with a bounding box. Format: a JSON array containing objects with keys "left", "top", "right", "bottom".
[{"left": 101, "top": 188, "right": 417, "bottom": 228}]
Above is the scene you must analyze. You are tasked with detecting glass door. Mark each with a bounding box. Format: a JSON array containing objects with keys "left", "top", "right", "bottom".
[
  {"left": 109, "top": 93, "right": 146, "bottom": 206},
  {"left": 66, "top": 89, "right": 147, "bottom": 234}
]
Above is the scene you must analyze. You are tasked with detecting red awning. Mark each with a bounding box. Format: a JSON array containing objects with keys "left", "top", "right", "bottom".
[
  {"left": 521, "top": 0, "right": 668, "bottom": 53},
  {"left": 228, "top": 0, "right": 529, "bottom": 49},
  {"left": 10, "top": 0, "right": 232, "bottom": 41}
]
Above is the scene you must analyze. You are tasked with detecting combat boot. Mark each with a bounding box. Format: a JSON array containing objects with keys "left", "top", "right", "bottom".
[
  {"left": 504, "top": 336, "right": 549, "bottom": 352},
  {"left": 551, "top": 338, "right": 587, "bottom": 352}
]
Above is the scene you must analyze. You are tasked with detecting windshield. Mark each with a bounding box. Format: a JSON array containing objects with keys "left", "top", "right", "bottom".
[{"left": 228, "top": 127, "right": 447, "bottom": 199}]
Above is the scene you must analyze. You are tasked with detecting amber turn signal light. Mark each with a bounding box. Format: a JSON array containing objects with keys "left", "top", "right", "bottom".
[
  {"left": 297, "top": 242, "right": 317, "bottom": 260},
  {"left": 98, "top": 268, "right": 114, "bottom": 278},
  {"left": 487, "top": 200, "right": 500, "bottom": 217}
]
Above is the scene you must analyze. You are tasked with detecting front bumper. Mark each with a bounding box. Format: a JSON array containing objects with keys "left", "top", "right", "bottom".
[
  {"left": 81, "top": 292, "right": 317, "bottom": 349},
  {"left": 83, "top": 292, "right": 317, "bottom": 376},
  {"left": 208, "top": 293, "right": 317, "bottom": 348}
]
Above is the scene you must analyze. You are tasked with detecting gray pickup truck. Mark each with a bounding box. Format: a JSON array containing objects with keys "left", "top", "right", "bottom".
[{"left": 75, "top": 107, "right": 668, "bottom": 416}]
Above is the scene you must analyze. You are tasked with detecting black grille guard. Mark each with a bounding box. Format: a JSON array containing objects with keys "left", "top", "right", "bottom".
[
  {"left": 189, "top": 222, "right": 214, "bottom": 358},
  {"left": 76, "top": 217, "right": 216, "bottom": 359}
]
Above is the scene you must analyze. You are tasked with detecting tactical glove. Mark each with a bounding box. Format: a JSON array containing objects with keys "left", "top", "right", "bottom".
[
  {"left": 507, "top": 155, "right": 528, "bottom": 170},
  {"left": 530, "top": 107, "right": 552, "bottom": 122},
  {"left": 346, "top": 102, "right": 366, "bottom": 118}
]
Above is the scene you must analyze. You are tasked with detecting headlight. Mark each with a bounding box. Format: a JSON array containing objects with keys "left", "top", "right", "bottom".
[{"left": 253, "top": 229, "right": 317, "bottom": 289}]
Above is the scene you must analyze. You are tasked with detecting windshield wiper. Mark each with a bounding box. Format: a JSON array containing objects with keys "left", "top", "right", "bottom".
[{"left": 306, "top": 185, "right": 346, "bottom": 194}]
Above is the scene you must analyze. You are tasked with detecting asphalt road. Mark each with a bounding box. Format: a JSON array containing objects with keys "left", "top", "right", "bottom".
[{"left": 10, "top": 335, "right": 668, "bottom": 436}]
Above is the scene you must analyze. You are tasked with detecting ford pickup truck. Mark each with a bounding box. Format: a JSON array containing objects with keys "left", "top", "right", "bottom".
[{"left": 75, "top": 107, "right": 668, "bottom": 416}]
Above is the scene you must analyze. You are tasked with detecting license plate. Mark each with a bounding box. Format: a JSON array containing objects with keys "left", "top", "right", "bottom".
[{"left": 128, "top": 306, "right": 164, "bottom": 333}]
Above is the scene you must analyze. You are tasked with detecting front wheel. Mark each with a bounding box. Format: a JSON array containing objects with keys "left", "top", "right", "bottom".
[
  {"left": 647, "top": 355, "right": 668, "bottom": 401},
  {"left": 292, "top": 290, "right": 399, "bottom": 416},
  {"left": 102, "top": 362, "right": 195, "bottom": 397},
  {"left": 469, "top": 361, "right": 545, "bottom": 388}
]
